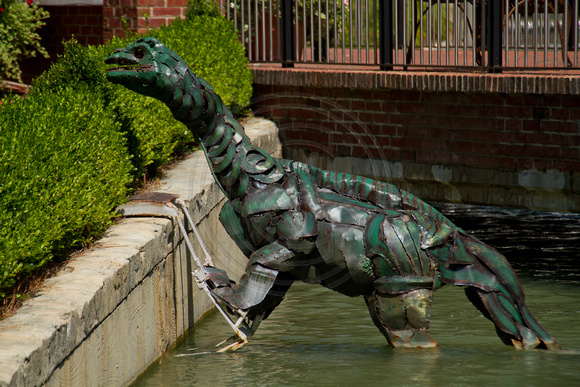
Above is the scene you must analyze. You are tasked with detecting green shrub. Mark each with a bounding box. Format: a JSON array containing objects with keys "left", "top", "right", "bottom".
[
  {"left": 32, "top": 39, "right": 111, "bottom": 95},
  {"left": 33, "top": 38, "right": 195, "bottom": 179},
  {"left": 185, "top": 0, "right": 219, "bottom": 19},
  {"left": 0, "top": 86, "right": 133, "bottom": 296},
  {"left": 0, "top": 0, "right": 49, "bottom": 82},
  {"left": 0, "top": 13, "right": 253, "bottom": 298}
]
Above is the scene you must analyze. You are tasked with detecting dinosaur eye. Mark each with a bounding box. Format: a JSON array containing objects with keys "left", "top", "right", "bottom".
[{"left": 134, "top": 48, "right": 145, "bottom": 59}]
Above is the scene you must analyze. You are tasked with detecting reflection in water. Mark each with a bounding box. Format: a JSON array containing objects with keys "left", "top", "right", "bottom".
[{"left": 135, "top": 204, "right": 580, "bottom": 386}]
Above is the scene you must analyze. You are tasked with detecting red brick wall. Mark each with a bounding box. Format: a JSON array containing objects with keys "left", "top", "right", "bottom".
[
  {"left": 251, "top": 69, "right": 580, "bottom": 211},
  {"left": 43, "top": 5, "right": 104, "bottom": 49},
  {"left": 21, "top": 1, "right": 187, "bottom": 81},
  {"left": 103, "top": 0, "right": 187, "bottom": 41},
  {"left": 253, "top": 85, "right": 580, "bottom": 174},
  {"left": 21, "top": 5, "right": 104, "bottom": 82}
]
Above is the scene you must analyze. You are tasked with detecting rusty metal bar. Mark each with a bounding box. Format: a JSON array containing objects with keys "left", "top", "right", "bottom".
[
  {"left": 489, "top": 0, "right": 502, "bottom": 71},
  {"left": 379, "top": 0, "right": 394, "bottom": 70},
  {"left": 281, "top": 0, "right": 294, "bottom": 66}
]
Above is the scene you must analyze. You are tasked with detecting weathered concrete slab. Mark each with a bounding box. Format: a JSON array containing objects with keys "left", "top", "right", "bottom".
[{"left": 0, "top": 118, "right": 281, "bottom": 387}]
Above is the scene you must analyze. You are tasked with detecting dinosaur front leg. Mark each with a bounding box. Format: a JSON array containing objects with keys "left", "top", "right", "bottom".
[
  {"left": 205, "top": 241, "right": 296, "bottom": 318},
  {"left": 201, "top": 244, "right": 295, "bottom": 351},
  {"left": 365, "top": 288, "right": 438, "bottom": 349}
]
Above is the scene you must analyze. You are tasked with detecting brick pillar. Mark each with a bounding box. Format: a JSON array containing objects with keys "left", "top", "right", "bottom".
[{"left": 103, "top": 0, "right": 187, "bottom": 42}]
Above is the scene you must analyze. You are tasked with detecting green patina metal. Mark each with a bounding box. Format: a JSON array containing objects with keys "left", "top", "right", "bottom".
[{"left": 105, "top": 37, "right": 559, "bottom": 351}]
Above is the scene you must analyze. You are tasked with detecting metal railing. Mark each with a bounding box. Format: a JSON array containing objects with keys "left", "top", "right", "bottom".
[{"left": 216, "top": 0, "right": 580, "bottom": 70}]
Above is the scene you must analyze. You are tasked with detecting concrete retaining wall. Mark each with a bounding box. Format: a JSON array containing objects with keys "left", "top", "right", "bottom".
[{"left": 0, "top": 118, "right": 281, "bottom": 387}]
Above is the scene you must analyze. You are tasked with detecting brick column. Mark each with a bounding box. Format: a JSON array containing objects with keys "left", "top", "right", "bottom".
[{"left": 103, "top": 0, "right": 187, "bottom": 42}]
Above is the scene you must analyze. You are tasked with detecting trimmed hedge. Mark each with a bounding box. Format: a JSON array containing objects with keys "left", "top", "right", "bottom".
[
  {"left": 0, "top": 15, "right": 252, "bottom": 298},
  {"left": 0, "top": 86, "right": 133, "bottom": 294}
]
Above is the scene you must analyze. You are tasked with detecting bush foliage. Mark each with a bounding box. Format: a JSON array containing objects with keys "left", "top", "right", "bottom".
[
  {"left": 0, "top": 0, "right": 49, "bottom": 82},
  {"left": 0, "top": 14, "right": 252, "bottom": 298},
  {"left": 0, "top": 86, "right": 133, "bottom": 294}
]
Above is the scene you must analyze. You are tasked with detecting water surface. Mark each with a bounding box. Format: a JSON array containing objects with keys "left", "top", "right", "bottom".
[{"left": 135, "top": 204, "right": 580, "bottom": 386}]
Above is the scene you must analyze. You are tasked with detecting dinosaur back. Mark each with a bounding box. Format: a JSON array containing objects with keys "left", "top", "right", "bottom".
[{"left": 299, "top": 161, "right": 459, "bottom": 231}]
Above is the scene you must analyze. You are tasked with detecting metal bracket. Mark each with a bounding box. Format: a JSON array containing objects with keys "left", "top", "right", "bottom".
[{"left": 116, "top": 192, "right": 253, "bottom": 351}]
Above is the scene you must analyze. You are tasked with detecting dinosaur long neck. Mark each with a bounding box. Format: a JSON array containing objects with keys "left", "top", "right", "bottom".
[{"left": 159, "top": 67, "right": 284, "bottom": 199}]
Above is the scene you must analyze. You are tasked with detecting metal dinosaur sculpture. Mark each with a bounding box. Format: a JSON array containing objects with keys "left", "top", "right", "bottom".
[{"left": 105, "top": 37, "right": 559, "bottom": 351}]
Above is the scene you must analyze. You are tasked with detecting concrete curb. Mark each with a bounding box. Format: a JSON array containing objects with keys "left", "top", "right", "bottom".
[{"left": 0, "top": 118, "right": 282, "bottom": 387}]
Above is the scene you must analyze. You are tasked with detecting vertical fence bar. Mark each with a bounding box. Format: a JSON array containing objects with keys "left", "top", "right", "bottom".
[
  {"left": 572, "top": 0, "right": 578, "bottom": 67},
  {"left": 554, "top": 0, "right": 559, "bottom": 65},
  {"left": 377, "top": 0, "right": 382, "bottom": 65},
  {"left": 417, "top": 0, "right": 425, "bottom": 64},
  {"left": 463, "top": 0, "right": 467, "bottom": 65},
  {"left": 454, "top": 1, "right": 458, "bottom": 65},
  {"left": 523, "top": 0, "right": 528, "bottom": 66},
  {"left": 302, "top": 0, "right": 308, "bottom": 62},
  {"left": 254, "top": 0, "right": 258, "bottom": 60},
  {"left": 544, "top": 0, "right": 548, "bottom": 66},
  {"left": 341, "top": 0, "right": 346, "bottom": 62},
  {"left": 411, "top": 1, "right": 416, "bottom": 65},
  {"left": 326, "top": 0, "right": 330, "bottom": 63},
  {"left": 505, "top": 0, "right": 509, "bottom": 67},
  {"left": 333, "top": 0, "right": 338, "bottom": 62},
  {"left": 349, "top": 0, "right": 353, "bottom": 62},
  {"left": 356, "top": 0, "right": 360, "bottom": 63},
  {"left": 379, "top": 0, "right": 394, "bottom": 70},
  {"left": 317, "top": 0, "right": 321, "bottom": 61},
  {"left": 397, "top": 0, "right": 404, "bottom": 48},
  {"left": 446, "top": 0, "right": 450, "bottom": 65},
  {"left": 564, "top": 0, "right": 569, "bottom": 67},
  {"left": 393, "top": 0, "right": 398, "bottom": 64},
  {"left": 365, "top": 0, "right": 369, "bottom": 63},
  {"left": 488, "top": 0, "right": 502, "bottom": 72},
  {"left": 281, "top": 0, "right": 294, "bottom": 67},
  {"left": 294, "top": 0, "right": 299, "bottom": 61},
  {"left": 438, "top": 1, "right": 442, "bottom": 66},
  {"left": 356, "top": 0, "right": 361, "bottom": 63},
  {"left": 471, "top": 0, "right": 476, "bottom": 65},
  {"left": 427, "top": 1, "right": 432, "bottom": 65},
  {"left": 240, "top": 0, "right": 246, "bottom": 60},
  {"left": 260, "top": 0, "right": 265, "bottom": 61},
  {"left": 534, "top": 0, "right": 539, "bottom": 67}
]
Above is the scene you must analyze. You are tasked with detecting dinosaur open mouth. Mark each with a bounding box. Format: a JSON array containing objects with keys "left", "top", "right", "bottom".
[
  {"left": 105, "top": 55, "right": 154, "bottom": 73},
  {"left": 106, "top": 63, "right": 154, "bottom": 73}
]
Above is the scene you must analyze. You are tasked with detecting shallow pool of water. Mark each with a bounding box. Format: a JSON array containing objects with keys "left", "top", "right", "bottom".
[{"left": 134, "top": 204, "right": 580, "bottom": 386}]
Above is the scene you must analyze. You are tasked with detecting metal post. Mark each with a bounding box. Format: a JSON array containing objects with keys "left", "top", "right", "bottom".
[
  {"left": 379, "top": 0, "right": 394, "bottom": 70},
  {"left": 570, "top": 0, "right": 579, "bottom": 51},
  {"left": 281, "top": 0, "right": 294, "bottom": 67},
  {"left": 488, "top": 0, "right": 502, "bottom": 72},
  {"left": 397, "top": 0, "right": 404, "bottom": 47}
]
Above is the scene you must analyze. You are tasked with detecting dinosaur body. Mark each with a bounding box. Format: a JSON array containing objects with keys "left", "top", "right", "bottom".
[{"left": 106, "top": 37, "right": 558, "bottom": 350}]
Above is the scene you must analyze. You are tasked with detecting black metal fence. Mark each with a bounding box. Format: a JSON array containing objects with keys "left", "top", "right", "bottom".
[{"left": 216, "top": 0, "right": 580, "bottom": 70}]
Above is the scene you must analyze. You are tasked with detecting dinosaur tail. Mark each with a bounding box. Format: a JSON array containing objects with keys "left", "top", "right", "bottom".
[{"left": 431, "top": 231, "right": 559, "bottom": 350}]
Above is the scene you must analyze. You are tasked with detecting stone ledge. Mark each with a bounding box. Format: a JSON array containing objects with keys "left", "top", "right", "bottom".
[
  {"left": 252, "top": 67, "right": 580, "bottom": 95},
  {"left": 0, "top": 118, "right": 281, "bottom": 387}
]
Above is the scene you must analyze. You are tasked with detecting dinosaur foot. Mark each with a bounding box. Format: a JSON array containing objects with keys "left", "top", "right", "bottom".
[
  {"left": 388, "top": 328, "right": 439, "bottom": 350},
  {"left": 216, "top": 334, "right": 248, "bottom": 352}
]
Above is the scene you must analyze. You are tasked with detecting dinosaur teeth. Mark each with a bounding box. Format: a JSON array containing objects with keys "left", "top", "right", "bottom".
[{"left": 106, "top": 64, "right": 154, "bottom": 73}]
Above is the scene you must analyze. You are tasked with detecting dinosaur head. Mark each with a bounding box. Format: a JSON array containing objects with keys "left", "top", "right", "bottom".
[{"left": 105, "top": 37, "right": 184, "bottom": 99}]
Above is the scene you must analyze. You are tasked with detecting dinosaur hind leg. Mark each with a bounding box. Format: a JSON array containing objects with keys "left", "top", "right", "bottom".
[
  {"left": 464, "top": 286, "right": 559, "bottom": 350},
  {"left": 433, "top": 230, "right": 559, "bottom": 350},
  {"left": 365, "top": 289, "right": 438, "bottom": 349}
]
